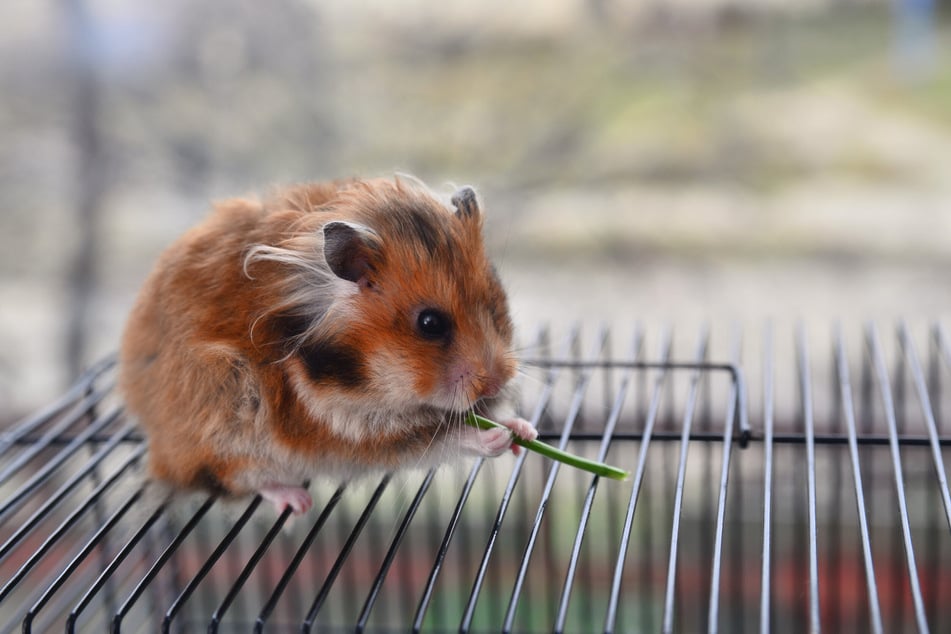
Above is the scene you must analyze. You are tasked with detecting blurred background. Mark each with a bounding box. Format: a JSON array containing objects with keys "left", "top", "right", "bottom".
[{"left": 1, "top": 0, "right": 950, "bottom": 423}]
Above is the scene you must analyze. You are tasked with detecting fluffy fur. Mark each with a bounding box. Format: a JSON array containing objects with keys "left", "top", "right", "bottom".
[{"left": 119, "top": 176, "right": 534, "bottom": 512}]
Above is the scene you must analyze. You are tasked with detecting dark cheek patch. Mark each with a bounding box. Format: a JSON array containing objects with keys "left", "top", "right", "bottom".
[
  {"left": 191, "top": 465, "right": 229, "bottom": 496},
  {"left": 298, "top": 340, "right": 367, "bottom": 388},
  {"left": 274, "top": 313, "right": 311, "bottom": 340}
]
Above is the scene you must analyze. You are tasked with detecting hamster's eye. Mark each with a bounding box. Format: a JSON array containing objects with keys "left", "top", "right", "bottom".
[{"left": 416, "top": 309, "right": 452, "bottom": 341}]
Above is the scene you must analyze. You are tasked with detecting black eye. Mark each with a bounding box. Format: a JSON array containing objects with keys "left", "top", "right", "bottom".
[{"left": 416, "top": 309, "right": 451, "bottom": 340}]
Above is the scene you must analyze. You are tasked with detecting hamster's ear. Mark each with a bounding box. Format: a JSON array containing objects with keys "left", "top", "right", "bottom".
[
  {"left": 322, "top": 221, "right": 379, "bottom": 286},
  {"left": 451, "top": 186, "right": 480, "bottom": 220}
]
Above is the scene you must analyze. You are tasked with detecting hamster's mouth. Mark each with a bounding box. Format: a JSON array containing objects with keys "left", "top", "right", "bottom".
[
  {"left": 438, "top": 394, "right": 494, "bottom": 419},
  {"left": 429, "top": 393, "right": 479, "bottom": 418},
  {"left": 431, "top": 360, "right": 515, "bottom": 415}
]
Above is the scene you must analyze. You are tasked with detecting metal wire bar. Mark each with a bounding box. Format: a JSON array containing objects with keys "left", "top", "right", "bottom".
[
  {"left": 661, "top": 326, "right": 710, "bottom": 634},
  {"left": 0, "top": 388, "right": 92, "bottom": 457},
  {"left": 765, "top": 432, "right": 951, "bottom": 446},
  {"left": 356, "top": 470, "right": 436, "bottom": 632},
  {"left": 828, "top": 330, "right": 845, "bottom": 632},
  {"left": 759, "top": 323, "right": 775, "bottom": 634},
  {"left": 300, "top": 474, "right": 392, "bottom": 633},
  {"left": 9, "top": 327, "right": 951, "bottom": 633},
  {"left": 833, "top": 323, "right": 884, "bottom": 633},
  {"left": 208, "top": 497, "right": 299, "bottom": 631},
  {"left": 0, "top": 389, "right": 112, "bottom": 490},
  {"left": 3, "top": 433, "right": 144, "bottom": 446},
  {"left": 926, "top": 323, "right": 946, "bottom": 630},
  {"left": 904, "top": 324, "right": 951, "bottom": 533},
  {"left": 457, "top": 327, "right": 580, "bottom": 633},
  {"left": 411, "top": 459, "right": 485, "bottom": 632},
  {"left": 161, "top": 496, "right": 263, "bottom": 633},
  {"left": 603, "top": 327, "right": 673, "bottom": 634},
  {"left": 65, "top": 499, "right": 166, "bottom": 632},
  {"left": 4, "top": 569, "right": 82, "bottom": 634},
  {"left": 22, "top": 484, "right": 146, "bottom": 632},
  {"left": 253, "top": 484, "right": 347, "bottom": 631},
  {"left": 553, "top": 327, "right": 643, "bottom": 633},
  {"left": 706, "top": 326, "right": 742, "bottom": 633},
  {"left": 538, "top": 429, "right": 951, "bottom": 448},
  {"left": 865, "top": 322, "right": 930, "bottom": 633},
  {"left": 0, "top": 422, "right": 136, "bottom": 564},
  {"left": 901, "top": 321, "right": 951, "bottom": 622},
  {"left": 795, "top": 322, "right": 822, "bottom": 633},
  {"left": 936, "top": 324, "right": 951, "bottom": 379},
  {"left": 0, "top": 356, "right": 114, "bottom": 457},
  {"left": 112, "top": 495, "right": 217, "bottom": 632},
  {"left": 14, "top": 427, "right": 951, "bottom": 448},
  {"left": 501, "top": 328, "right": 610, "bottom": 633},
  {"left": 524, "top": 359, "right": 750, "bottom": 446},
  {"left": 0, "top": 445, "right": 144, "bottom": 607},
  {"left": 0, "top": 407, "right": 122, "bottom": 524}
]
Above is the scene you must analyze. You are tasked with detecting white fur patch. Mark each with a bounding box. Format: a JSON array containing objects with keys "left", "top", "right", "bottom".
[{"left": 243, "top": 236, "right": 359, "bottom": 349}]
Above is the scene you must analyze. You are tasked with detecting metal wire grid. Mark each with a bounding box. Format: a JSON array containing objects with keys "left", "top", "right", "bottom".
[{"left": 0, "top": 323, "right": 950, "bottom": 632}]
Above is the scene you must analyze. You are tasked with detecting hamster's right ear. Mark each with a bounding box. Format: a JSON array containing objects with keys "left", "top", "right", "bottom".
[
  {"left": 322, "top": 221, "right": 379, "bottom": 287},
  {"left": 451, "top": 186, "right": 480, "bottom": 220}
]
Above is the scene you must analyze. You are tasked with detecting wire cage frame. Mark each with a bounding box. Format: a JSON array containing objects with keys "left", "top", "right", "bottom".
[{"left": 1, "top": 321, "right": 950, "bottom": 633}]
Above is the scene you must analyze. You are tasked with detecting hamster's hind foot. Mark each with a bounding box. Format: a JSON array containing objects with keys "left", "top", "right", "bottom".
[{"left": 259, "top": 483, "right": 313, "bottom": 515}]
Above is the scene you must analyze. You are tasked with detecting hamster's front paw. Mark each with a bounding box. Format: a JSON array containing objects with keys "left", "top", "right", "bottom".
[
  {"left": 497, "top": 417, "right": 537, "bottom": 444},
  {"left": 467, "top": 417, "right": 537, "bottom": 458},
  {"left": 475, "top": 427, "right": 515, "bottom": 457}
]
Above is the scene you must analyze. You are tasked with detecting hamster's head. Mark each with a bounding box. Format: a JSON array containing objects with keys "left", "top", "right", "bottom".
[{"left": 296, "top": 179, "right": 516, "bottom": 415}]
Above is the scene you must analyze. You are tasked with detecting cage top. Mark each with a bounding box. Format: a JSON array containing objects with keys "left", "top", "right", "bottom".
[{"left": 1, "top": 322, "right": 951, "bottom": 633}]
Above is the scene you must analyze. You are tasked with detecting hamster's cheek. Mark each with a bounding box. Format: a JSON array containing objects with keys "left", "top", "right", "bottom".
[{"left": 366, "top": 349, "right": 435, "bottom": 408}]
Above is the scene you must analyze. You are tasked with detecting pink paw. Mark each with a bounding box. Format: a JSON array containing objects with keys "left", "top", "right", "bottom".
[
  {"left": 477, "top": 427, "right": 515, "bottom": 457},
  {"left": 474, "top": 417, "right": 538, "bottom": 458},
  {"left": 498, "top": 417, "right": 538, "bottom": 444},
  {"left": 259, "top": 484, "right": 313, "bottom": 515}
]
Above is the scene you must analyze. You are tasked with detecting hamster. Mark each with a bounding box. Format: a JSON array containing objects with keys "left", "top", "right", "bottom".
[{"left": 119, "top": 176, "right": 536, "bottom": 514}]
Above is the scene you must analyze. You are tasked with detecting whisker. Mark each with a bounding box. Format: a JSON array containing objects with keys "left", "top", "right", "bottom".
[
  {"left": 414, "top": 412, "right": 446, "bottom": 473},
  {"left": 514, "top": 366, "right": 549, "bottom": 391}
]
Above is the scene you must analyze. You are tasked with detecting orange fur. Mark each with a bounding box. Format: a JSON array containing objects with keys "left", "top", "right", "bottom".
[{"left": 119, "top": 176, "right": 525, "bottom": 502}]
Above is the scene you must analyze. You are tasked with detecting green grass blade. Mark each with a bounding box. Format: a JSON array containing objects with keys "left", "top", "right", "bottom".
[{"left": 464, "top": 413, "right": 630, "bottom": 481}]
